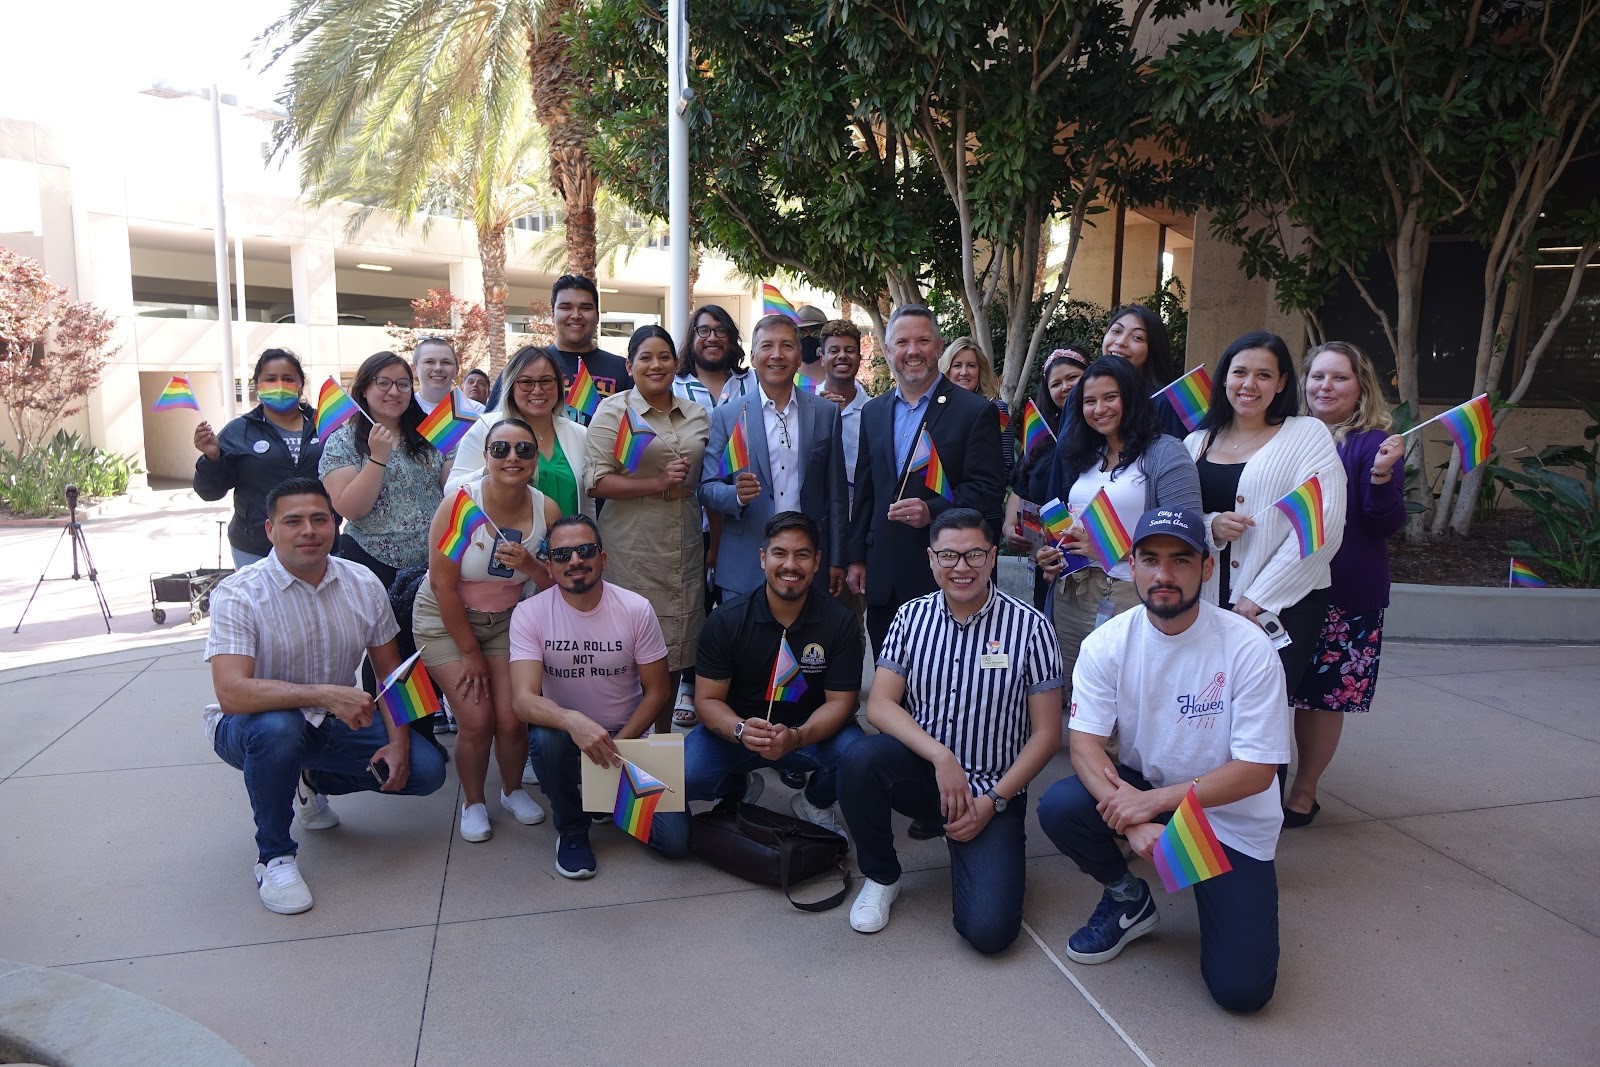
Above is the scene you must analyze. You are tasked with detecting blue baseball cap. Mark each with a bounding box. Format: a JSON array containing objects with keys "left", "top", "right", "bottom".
[{"left": 1130, "top": 507, "right": 1209, "bottom": 556}]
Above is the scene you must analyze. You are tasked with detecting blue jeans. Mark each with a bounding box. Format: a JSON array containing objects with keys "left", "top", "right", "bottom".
[
  {"left": 212, "top": 709, "right": 448, "bottom": 863},
  {"left": 230, "top": 547, "right": 266, "bottom": 570},
  {"left": 1037, "top": 766, "right": 1280, "bottom": 1012},
  {"left": 528, "top": 725, "right": 688, "bottom": 857},
  {"left": 650, "top": 720, "right": 867, "bottom": 859},
  {"left": 837, "top": 733, "right": 1028, "bottom": 954}
]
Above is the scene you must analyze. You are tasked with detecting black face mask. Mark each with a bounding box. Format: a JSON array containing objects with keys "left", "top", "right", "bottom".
[{"left": 800, "top": 335, "right": 822, "bottom": 364}]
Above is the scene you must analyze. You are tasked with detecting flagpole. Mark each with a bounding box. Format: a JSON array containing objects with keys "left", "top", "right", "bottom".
[
  {"left": 764, "top": 627, "right": 784, "bottom": 724},
  {"left": 1508, "top": 559, "right": 1514, "bottom": 588}
]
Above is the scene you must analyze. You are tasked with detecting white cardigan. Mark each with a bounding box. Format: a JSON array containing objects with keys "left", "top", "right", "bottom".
[
  {"left": 1185, "top": 415, "right": 1346, "bottom": 614},
  {"left": 447, "top": 412, "right": 594, "bottom": 518}
]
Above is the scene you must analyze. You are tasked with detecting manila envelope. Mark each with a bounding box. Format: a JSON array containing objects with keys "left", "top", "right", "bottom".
[{"left": 579, "top": 733, "right": 686, "bottom": 812}]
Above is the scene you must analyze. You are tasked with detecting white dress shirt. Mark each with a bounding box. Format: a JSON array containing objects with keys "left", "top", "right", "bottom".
[{"left": 761, "top": 386, "right": 801, "bottom": 515}]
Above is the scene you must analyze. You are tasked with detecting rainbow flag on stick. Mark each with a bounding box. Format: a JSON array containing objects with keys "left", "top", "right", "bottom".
[
  {"left": 257, "top": 385, "right": 301, "bottom": 414},
  {"left": 566, "top": 361, "right": 600, "bottom": 420},
  {"left": 436, "top": 487, "right": 495, "bottom": 563},
  {"left": 612, "top": 408, "right": 656, "bottom": 472},
  {"left": 722, "top": 417, "right": 751, "bottom": 477},
  {"left": 1404, "top": 393, "right": 1493, "bottom": 473},
  {"left": 316, "top": 378, "right": 363, "bottom": 438},
  {"left": 766, "top": 634, "right": 807, "bottom": 704},
  {"left": 1269, "top": 475, "right": 1327, "bottom": 560},
  {"left": 417, "top": 391, "right": 474, "bottom": 455},
  {"left": 152, "top": 375, "right": 200, "bottom": 412},
  {"left": 613, "top": 760, "right": 670, "bottom": 843},
  {"left": 924, "top": 440, "right": 953, "bottom": 500},
  {"left": 1508, "top": 559, "right": 1547, "bottom": 588},
  {"left": 1079, "top": 488, "right": 1133, "bottom": 571},
  {"left": 1152, "top": 786, "right": 1233, "bottom": 893},
  {"left": 1039, "top": 497, "right": 1073, "bottom": 541},
  {"left": 376, "top": 650, "right": 443, "bottom": 728},
  {"left": 762, "top": 283, "right": 800, "bottom": 321},
  {"left": 1151, "top": 365, "right": 1213, "bottom": 434},
  {"left": 1022, "top": 399, "right": 1054, "bottom": 455}
]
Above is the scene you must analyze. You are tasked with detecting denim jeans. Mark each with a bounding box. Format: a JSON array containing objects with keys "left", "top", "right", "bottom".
[
  {"left": 527, "top": 725, "right": 688, "bottom": 857},
  {"left": 212, "top": 709, "right": 448, "bottom": 863},
  {"left": 837, "top": 733, "right": 1028, "bottom": 955},
  {"left": 230, "top": 547, "right": 266, "bottom": 570},
  {"left": 1036, "top": 765, "right": 1280, "bottom": 1012}
]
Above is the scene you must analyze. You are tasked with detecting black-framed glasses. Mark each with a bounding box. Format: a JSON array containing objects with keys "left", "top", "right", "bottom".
[
  {"left": 547, "top": 542, "right": 600, "bottom": 563},
  {"left": 514, "top": 376, "right": 560, "bottom": 392},
  {"left": 932, "top": 547, "right": 993, "bottom": 569},
  {"left": 694, "top": 325, "right": 730, "bottom": 339},
  {"left": 372, "top": 376, "right": 413, "bottom": 393},
  {"left": 487, "top": 440, "right": 538, "bottom": 459}
]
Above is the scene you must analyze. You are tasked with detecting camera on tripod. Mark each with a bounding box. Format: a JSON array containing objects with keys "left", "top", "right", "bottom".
[{"left": 64, "top": 484, "right": 79, "bottom": 513}]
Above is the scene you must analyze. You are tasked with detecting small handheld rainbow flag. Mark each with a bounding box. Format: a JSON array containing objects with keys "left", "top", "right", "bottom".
[
  {"left": 794, "top": 367, "right": 827, "bottom": 395},
  {"left": 722, "top": 417, "right": 751, "bottom": 476},
  {"left": 257, "top": 385, "right": 301, "bottom": 414},
  {"left": 376, "top": 650, "right": 443, "bottom": 728},
  {"left": 1508, "top": 559, "right": 1547, "bottom": 588},
  {"left": 1436, "top": 393, "right": 1493, "bottom": 473},
  {"left": 1270, "top": 475, "right": 1327, "bottom": 560},
  {"left": 1079, "top": 488, "right": 1133, "bottom": 571},
  {"left": 1152, "top": 785, "right": 1233, "bottom": 893},
  {"left": 152, "top": 375, "right": 200, "bottom": 412},
  {"left": 995, "top": 405, "right": 1010, "bottom": 432},
  {"left": 924, "top": 440, "right": 953, "bottom": 500},
  {"left": 1151, "top": 365, "right": 1213, "bottom": 434},
  {"left": 766, "top": 634, "right": 807, "bottom": 703},
  {"left": 1039, "top": 497, "right": 1073, "bottom": 541},
  {"left": 762, "top": 282, "right": 800, "bottom": 321},
  {"left": 316, "top": 378, "right": 362, "bottom": 438},
  {"left": 907, "top": 427, "right": 933, "bottom": 473},
  {"left": 566, "top": 361, "right": 600, "bottom": 420},
  {"left": 417, "top": 391, "right": 474, "bottom": 455},
  {"left": 613, "top": 760, "right": 669, "bottom": 843},
  {"left": 612, "top": 408, "right": 656, "bottom": 472},
  {"left": 1022, "top": 399, "right": 1054, "bottom": 455},
  {"left": 436, "top": 487, "right": 493, "bottom": 563}
]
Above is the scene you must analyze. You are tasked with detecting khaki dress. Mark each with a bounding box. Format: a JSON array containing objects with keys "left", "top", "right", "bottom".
[{"left": 583, "top": 390, "right": 711, "bottom": 673}]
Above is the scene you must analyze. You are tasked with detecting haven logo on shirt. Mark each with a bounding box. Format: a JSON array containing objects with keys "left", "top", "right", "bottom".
[{"left": 1176, "top": 671, "right": 1227, "bottom": 728}]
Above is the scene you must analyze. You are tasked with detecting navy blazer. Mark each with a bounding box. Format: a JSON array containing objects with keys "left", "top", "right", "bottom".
[
  {"left": 846, "top": 377, "right": 1005, "bottom": 608},
  {"left": 700, "top": 386, "right": 849, "bottom": 596}
]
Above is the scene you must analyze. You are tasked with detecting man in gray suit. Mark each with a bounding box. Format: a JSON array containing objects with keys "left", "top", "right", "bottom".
[{"left": 701, "top": 314, "right": 849, "bottom": 600}]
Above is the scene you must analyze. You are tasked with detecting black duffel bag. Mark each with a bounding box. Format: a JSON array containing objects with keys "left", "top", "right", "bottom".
[{"left": 690, "top": 799, "right": 851, "bottom": 911}]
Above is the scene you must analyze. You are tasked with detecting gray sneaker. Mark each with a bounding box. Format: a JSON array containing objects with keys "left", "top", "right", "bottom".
[
  {"left": 295, "top": 772, "right": 339, "bottom": 830},
  {"left": 254, "top": 855, "right": 313, "bottom": 915},
  {"left": 792, "top": 792, "right": 848, "bottom": 838}
]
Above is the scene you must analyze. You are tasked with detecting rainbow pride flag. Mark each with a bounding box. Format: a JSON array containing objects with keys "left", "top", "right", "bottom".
[
  {"left": 722, "top": 417, "right": 751, "bottom": 476},
  {"left": 613, "top": 760, "right": 669, "bottom": 843},
  {"left": 907, "top": 427, "right": 934, "bottom": 474},
  {"left": 762, "top": 283, "right": 800, "bottom": 321},
  {"left": 418, "top": 391, "right": 474, "bottom": 455},
  {"left": 1270, "top": 475, "right": 1327, "bottom": 559},
  {"left": 794, "top": 367, "right": 827, "bottom": 395},
  {"left": 612, "top": 408, "right": 656, "bottom": 471},
  {"left": 1022, "top": 399, "right": 1053, "bottom": 455},
  {"left": 1039, "top": 497, "right": 1073, "bottom": 541},
  {"left": 766, "top": 635, "right": 807, "bottom": 703},
  {"left": 316, "top": 378, "right": 361, "bottom": 438},
  {"left": 1079, "top": 488, "right": 1133, "bottom": 571},
  {"left": 1152, "top": 786, "right": 1233, "bottom": 893},
  {"left": 257, "top": 385, "right": 300, "bottom": 414},
  {"left": 1151, "top": 365, "right": 1213, "bottom": 434},
  {"left": 436, "top": 487, "right": 491, "bottom": 563},
  {"left": 1508, "top": 559, "right": 1547, "bottom": 588},
  {"left": 566, "top": 361, "right": 600, "bottom": 420},
  {"left": 1436, "top": 393, "right": 1493, "bottom": 472},
  {"left": 376, "top": 650, "right": 443, "bottom": 728},
  {"left": 995, "top": 405, "right": 1010, "bottom": 432},
  {"left": 152, "top": 375, "right": 200, "bottom": 412},
  {"left": 924, "top": 440, "right": 953, "bottom": 500}
]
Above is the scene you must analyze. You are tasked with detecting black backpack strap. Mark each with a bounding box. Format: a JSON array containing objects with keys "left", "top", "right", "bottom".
[{"left": 778, "top": 836, "right": 851, "bottom": 912}]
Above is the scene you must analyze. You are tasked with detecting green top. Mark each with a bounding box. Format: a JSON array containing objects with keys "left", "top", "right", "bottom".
[{"left": 536, "top": 437, "right": 579, "bottom": 517}]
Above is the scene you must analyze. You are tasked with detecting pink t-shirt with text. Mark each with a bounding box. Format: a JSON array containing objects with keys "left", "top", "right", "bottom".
[{"left": 508, "top": 582, "right": 669, "bottom": 732}]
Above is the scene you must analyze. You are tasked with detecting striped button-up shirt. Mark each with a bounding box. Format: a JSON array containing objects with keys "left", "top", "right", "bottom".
[
  {"left": 878, "top": 586, "right": 1063, "bottom": 794},
  {"left": 202, "top": 553, "right": 399, "bottom": 742}
]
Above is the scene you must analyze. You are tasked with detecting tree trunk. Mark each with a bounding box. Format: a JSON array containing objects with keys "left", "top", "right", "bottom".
[
  {"left": 478, "top": 224, "right": 509, "bottom": 374},
  {"left": 528, "top": 1, "right": 597, "bottom": 278}
]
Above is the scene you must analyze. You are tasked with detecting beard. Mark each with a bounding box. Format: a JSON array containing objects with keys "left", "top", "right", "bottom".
[
  {"left": 561, "top": 572, "right": 598, "bottom": 595},
  {"left": 1140, "top": 583, "right": 1201, "bottom": 620}
]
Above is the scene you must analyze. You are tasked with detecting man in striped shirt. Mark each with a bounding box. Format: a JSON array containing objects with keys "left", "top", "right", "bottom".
[
  {"left": 838, "top": 508, "right": 1063, "bottom": 951},
  {"left": 205, "top": 478, "right": 448, "bottom": 916}
]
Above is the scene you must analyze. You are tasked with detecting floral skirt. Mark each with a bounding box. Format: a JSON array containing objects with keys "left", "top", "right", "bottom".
[{"left": 1290, "top": 605, "right": 1385, "bottom": 714}]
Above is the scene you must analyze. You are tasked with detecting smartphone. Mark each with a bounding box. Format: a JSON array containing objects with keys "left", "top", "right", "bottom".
[
  {"left": 1255, "top": 610, "right": 1294, "bottom": 650},
  {"left": 486, "top": 528, "right": 523, "bottom": 578},
  {"left": 368, "top": 758, "right": 390, "bottom": 785}
]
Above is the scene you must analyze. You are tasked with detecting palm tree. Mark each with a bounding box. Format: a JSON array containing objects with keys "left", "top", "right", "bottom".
[{"left": 260, "top": 0, "right": 600, "bottom": 284}]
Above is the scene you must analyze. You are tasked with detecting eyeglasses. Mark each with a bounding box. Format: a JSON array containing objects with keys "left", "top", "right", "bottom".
[
  {"left": 514, "top": 376, "right": 560, "bottom": 392},
  {"left": 547, "top": 542, "right": 600, "bottom": 563},
  {"left": 372, "top": 377, "right": 413, "bottom": 393},
  {"left": 932, "top": 548, "right": 993, "bottom": 569},
  {"left": 487, "top": 440, "right": 538, "bottom": 460},
  {"left": 694, "top": 325, "right": 730, "bottom": 339},
  {"left": 772, "top": 407, "right": 792, "bottom": 450}
]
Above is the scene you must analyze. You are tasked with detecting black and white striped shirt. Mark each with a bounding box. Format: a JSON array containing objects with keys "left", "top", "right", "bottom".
[{"left": 878, "top": 587, "right": 1063, "bottom": 794}]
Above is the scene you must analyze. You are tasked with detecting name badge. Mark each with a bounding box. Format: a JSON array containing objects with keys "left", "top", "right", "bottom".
[{"left": 980, "top": 653, "right": 1009, "bottom": 670}]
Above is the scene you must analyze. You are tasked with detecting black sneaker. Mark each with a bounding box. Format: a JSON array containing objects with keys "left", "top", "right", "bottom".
[
  {"left": 1064, "top": 880, "right": 1158, "bottom": 964},
  {"left": 555, "top": 832, "right": 597, "bottom": 880},
  {"left": 907, "top": 817, "right": 946, "bottom": 840}
]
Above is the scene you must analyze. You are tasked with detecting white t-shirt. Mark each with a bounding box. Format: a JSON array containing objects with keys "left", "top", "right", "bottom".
[
  {"left": 1069, "top": 599, "right": 1290, "bottom": 860},
  {"left": 416, "top": 389, "right": 486, "bottom": 417},
  {"left": 1067, "top": 456, "right": 1147, "bottom": 580}
]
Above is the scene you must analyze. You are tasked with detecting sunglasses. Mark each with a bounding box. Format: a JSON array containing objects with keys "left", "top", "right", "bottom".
[
  {"left": 547, "top": 542, "right": 600, "bottom": 564},
  {"left": 487, "top": 440, "right": 538, "bottom": 460}
]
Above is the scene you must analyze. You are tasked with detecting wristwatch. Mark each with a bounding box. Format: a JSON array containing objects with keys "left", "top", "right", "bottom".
[
  {"left": 984, "top": 787, "right": 1008, "bottom": 813},
  {"left": 733, "top": 719, "right": 747, "bottom": 743}
]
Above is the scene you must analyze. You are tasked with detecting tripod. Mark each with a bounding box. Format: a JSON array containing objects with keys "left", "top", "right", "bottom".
[{"left": 14, "top": 486, "right": 113, "bottom": 634}]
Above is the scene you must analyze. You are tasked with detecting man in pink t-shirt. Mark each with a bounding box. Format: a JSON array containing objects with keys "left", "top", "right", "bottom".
[{"left": 510, "top": 516, "right": 676, "bottom": 879}]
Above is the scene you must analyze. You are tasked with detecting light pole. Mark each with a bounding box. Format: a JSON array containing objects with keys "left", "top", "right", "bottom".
[
  {"left": 209, "top": 84, "right": 237, "bottom": 421},
  {"left": 667, "top": 0, "right": 690, "bottom": 337}
]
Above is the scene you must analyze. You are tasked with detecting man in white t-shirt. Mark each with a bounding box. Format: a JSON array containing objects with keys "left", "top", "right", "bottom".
[
  {"left": 413, "top": 337, "right": 486, "bottom": 417},
  {"left": 509, "top": 515, "right": 677, "bottom": 879},
  {"left": 1037, "top": 507, "right": 1288, "bottom": 1013}
]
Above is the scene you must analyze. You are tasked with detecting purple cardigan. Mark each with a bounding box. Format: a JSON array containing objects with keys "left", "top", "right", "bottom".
[{"left": 1328, "top": 428, "right": 1407, "bottom": 613}]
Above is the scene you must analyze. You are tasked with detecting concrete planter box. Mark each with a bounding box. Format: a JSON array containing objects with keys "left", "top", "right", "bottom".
[{"left": 1384, "top": 582, "right": 1600, "bottom": 644}]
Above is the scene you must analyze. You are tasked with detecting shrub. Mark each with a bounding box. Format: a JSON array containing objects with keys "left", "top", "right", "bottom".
[
  {"left": 0, "top": 430, "right": 140, "bottom": 517},
  {"left": 1491, "top": 398, "right": 1600, "bottom": 589}
]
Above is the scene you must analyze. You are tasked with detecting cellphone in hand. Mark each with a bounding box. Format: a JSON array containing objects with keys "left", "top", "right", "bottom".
[
  {"left": 368, "top": 758, "right": 390, "bottom": 785},
  {"left": 486, "top": 528, "right": 523, "bottom": 578},
  {"left": 1255, "top": 610, "right": 1294, "bottom": 650}
]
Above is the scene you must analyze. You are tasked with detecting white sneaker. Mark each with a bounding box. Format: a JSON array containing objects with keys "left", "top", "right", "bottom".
[
  {"left": 849, "top": 877, "right": 901, "bottom": 934},
  {"left": 254, "top": 855, "right": 313, "bottom": 914},
  {"left": 500, "top": 789, "right": 547, "bottom": 826},
  {"left": 522, "top": 755, "right": 539, "bottom": 785},
  {"left": 792, "top": 792, "right": 848, "bottom": 838},
  {"left": 742, "top": 772, "right": 765, "bottom": 805},
  {"left": 295, "top": 772, "right": 339, "bottom": 830},
  {"left": 460, "top": 802, "right": 493, "bottom": 842}
]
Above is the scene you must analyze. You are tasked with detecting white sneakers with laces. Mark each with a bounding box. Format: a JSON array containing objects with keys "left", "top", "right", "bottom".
[
  {"left": 849, "top": 877, "right": 901, "bottom": 934},
  {"left": 294, "top": 772, "right": 339, "bottom": 830},
  {"left": 255, "top": 855, "right": 313, "bottom": 914},
  {"left": 792, "top": 792, "right": 849, "bottom": 839}
]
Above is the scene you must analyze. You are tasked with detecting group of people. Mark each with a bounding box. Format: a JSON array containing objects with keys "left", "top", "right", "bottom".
[{"left": 196, "top": 274, "right": 1407, "bottom": 1014}]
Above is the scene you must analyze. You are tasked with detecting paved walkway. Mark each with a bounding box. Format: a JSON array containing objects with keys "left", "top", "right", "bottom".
[{"left": 1, "top": 494, "right": 1597, "bottom": 1064}]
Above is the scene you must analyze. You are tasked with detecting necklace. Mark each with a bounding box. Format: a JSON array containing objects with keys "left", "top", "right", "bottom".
[{"left": 1221, "top": 424, "right": 1271, "bottom": 454}]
